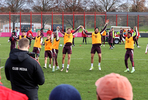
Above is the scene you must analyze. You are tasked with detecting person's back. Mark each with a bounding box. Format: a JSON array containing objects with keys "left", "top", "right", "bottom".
[{"left": 5, "top": 38, "right": 45, "bottom": 100}]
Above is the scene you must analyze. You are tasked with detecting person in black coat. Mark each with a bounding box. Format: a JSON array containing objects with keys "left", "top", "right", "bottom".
[{"left": 5, "top": 38, "right": 45, "bottom": 100}]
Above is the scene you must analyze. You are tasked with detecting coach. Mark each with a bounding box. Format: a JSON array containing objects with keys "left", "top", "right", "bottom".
[{"left": 5, "top": 38, "right": 45, "bottom": 100}]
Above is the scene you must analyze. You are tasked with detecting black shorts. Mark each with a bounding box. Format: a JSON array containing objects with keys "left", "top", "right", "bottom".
[
  {"left": 45, "top": 50, "right": 52, "bottom": 58},
  {"left": 63, "top": 46, "right": 72, "bottom": 54},
  {"left": 33, "top": 47, "right": 41, "bottom": 54},
  {"left": 91, "top": 44, "right": 101, "bottom": 54},
  {"left": 52, "top": 49, "right": 58, "bottom": 57}
]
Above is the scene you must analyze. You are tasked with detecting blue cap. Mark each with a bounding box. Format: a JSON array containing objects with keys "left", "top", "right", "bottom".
[{"left": 49, "top": 84, "right": 81, "bottom": 100}]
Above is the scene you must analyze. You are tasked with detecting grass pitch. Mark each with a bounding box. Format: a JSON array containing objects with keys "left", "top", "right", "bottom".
[{"left": 0, "top": 37, "right": 148, "bottom": 100}]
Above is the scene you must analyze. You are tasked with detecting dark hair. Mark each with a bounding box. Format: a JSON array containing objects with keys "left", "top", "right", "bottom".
[
  {"left": 128, "top": 32, "right": 132, "bottom": 35},
  {"left": 95, "top": 27, "right": 99, "bottom": 30},
  {"left": 22, "top": 30, "right": 25, "bottom": 33},
  {"left": 67, "top": 28, "right": 71, "bottom": 31},
  {"left": 18, "top": 38, "right": 29, "bottom": 48},
  {"left": 131, "top": 27, "right": 133, "bottom": 29},
  {"left": 112, "top": 98, "right": 126, "bottom": 100}
]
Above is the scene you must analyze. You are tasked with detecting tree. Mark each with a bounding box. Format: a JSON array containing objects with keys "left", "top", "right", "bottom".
[
  {"left": 32, "top": 0, "right": 57, "bottom": 29},
  {"left": 90, "top": 0, "right": 122, "bottom": 12},
  {"left": 130, "top": 0, "right": 146, "bottom": 12},
  {"left": 1, "top": 0, "right": 33, "bottom": 29}
]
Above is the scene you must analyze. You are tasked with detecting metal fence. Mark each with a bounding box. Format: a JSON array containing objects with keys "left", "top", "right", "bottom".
[{"left": 0, "top": 12, "right": 148, "bottom": 32}]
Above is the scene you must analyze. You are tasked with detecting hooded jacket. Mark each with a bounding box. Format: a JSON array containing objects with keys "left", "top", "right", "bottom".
[{"left": 5, "top": 48, "right": 45, "bottom": 100}]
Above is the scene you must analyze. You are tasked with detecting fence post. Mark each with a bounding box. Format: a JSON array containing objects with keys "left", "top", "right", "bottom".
[
  {"left": 127, "top": 13, "right": 128, "bottom": 26},
  {"left": 9, "top": 11, "right": 11, "bottom": 32},
  {"left": 52, "top": 12, "right": 53, "bottom": 31},
  {"left": 20, "top": 11, "right": 21, "bottom": 32},
  {"left": 94, "top": 12, "right": 96, "bottom": 28},
  {"left": 116, "top": 14, "right": 118, "bottom": 26},
  {"left": 105, "top": 12, "right": 107, "bottom": 21},
  {"left": 73, "top": 12, "right": 75, "bottom": 29},
  {"left": 84, "top": 12, "right": 85, "bottom": 28},
  {"left": 30, "top": 12, "right": 32, "bottom": 28},
  {"left": 62, "top": 12, "right": 64, "bottom": 31},
  {"left": 137, "top": 15, "right": 139, "bottom": 31},
  {"left": 41, "top": 11, "right": 43, "bottom": 28}
]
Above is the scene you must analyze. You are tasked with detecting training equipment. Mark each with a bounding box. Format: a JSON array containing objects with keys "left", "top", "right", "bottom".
[{"left": 60, "top": 44, "right": 63, "bottom": 47}]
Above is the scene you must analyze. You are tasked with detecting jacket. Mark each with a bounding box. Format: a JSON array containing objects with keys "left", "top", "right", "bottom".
[{"left": 5, "top": 49, "right": 45, "bottom": 100}]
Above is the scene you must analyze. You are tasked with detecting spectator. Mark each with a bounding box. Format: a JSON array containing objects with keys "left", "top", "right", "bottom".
[
  {"left": 5, "top": 38, "right": 45, "bottom": 100},
  {"left": 0, "top": 84, "right": 28, "bottom": 100},
  {"left": 82, "top": 30, "right": 87, "bottom": 44},
  {"left": 49, "top": 84, "right": 81, "bottom": 100},
  {"left": 47, "top": 27, "right": 52, "bottom": 35},
  {"left": 95, "top": 73, "right": 133, "bottom": 100}
]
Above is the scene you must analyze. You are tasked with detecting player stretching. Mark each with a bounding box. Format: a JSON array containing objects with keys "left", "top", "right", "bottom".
[
  {"left": 57, "top": 26, "right": 81, "bottom": 73},
  {"left": 32, "top": 31, "right": 43, "bottom": 61},
  {"left": 123, "top": 26, "right": 138, "bottom": 73},
  {"left": 52, "top": 30, "right": 60, "bottom": 72},
  {"left": 43, "top": 34, "right": 53, "bottom": 69},
  {"left": 82, "top": 19, "right": 109, "bottom": 70},
  {"left": 17, "top": 30, "right": 27, "bottom": 40}
]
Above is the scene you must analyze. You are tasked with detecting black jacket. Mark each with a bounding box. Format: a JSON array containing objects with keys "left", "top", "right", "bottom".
[{"left": 5, "top": 49, "right": 45, "bottom": 100}]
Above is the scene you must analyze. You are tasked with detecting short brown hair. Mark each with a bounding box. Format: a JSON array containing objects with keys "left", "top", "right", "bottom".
[{"left": 18, "top": 38, "right": 29, "bottom": 48}]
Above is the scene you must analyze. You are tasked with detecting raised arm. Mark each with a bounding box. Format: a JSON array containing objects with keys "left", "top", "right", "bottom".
[
  {"left": 81, "top": 26, "right": 92, "bottom": 35},
  {"left": 83, "top": 29, "right": 92, "bottom": 35},
  {"left": 56, "top": 29, "right": 59, "bottom": 41},
  {"left": 57, "top": 26, "right": 65, "bottom": 35},
  {"left": 133, "top": 26, "right": 138, "bottom": 39},
  {"left": 72, "top": 26, "right": 81, "bottom": 35},
  {"left": 100, "top": 19, "right": 109, "bottom": 34}
]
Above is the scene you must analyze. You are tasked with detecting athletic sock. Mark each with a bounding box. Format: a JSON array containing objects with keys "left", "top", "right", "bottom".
[
  {"left": 98, "top": 63, "right": 101, "bottom": 67},
  {"left": 132, "top": 67, "right": 135, "bottom": 70},
  {"left": 91, "top": 63, "right": 93, "bottom": 67},
  {"left": 62, "top": 64, "right": 64, "bottom": 68},
  {"left": 45, "top": 63, "right": 47, "bottom": 67},
  {"left": 127, "top": 68, "right": 129, "bottom": 70},
  {"left": 49, "top": 64, "right": 51, "bottom": 67},
  {"left": 57, "top": 66, "right": 59, "bottom": 68},
  {"left": 53, "top": 66, "right": 55, "bottom": 69},
  {"left": 67, "top": 64, "right": 69, "bottom": 69}
]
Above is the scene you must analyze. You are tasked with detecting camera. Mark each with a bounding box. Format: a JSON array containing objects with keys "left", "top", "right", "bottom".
[{"left": 28, "top": 52, "right": 35, "bottom": 58}]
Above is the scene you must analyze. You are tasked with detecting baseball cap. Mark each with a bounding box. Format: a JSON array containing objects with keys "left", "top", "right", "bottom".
[
  {"left": 49, "top": 84, "right": 81, "bottom": 100},
  {"left": 95, "top": 73, "right": 133, "bottom": 100}
]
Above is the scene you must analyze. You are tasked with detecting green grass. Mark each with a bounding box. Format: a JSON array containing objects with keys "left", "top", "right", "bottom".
[{"left": 0, "top": 37, "right": 148, "bottom": 100}]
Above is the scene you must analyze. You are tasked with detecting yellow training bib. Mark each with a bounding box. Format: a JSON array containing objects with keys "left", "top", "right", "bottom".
[{"left": 92, "top": 32, "right": 101, "bottom": 44}]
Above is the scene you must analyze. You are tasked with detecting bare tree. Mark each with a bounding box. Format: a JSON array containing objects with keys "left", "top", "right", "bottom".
[
  {"left": 32, "top": 0, "right": 57, "bottom": 28},
  {"left": 130, "top": 0, "right": 146, "bottom": 12},
  {"left": 58, "top": 0, "right": 89, "bottom": 12},
  {"left": 1, "top": 0, "right": 33, "bottom": 29},
  {"left": 90, "top": 0, "right": 122, "bottom": 12},
  {"left": 116, "top": 3, "right": 128, "bottom": 12}
]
